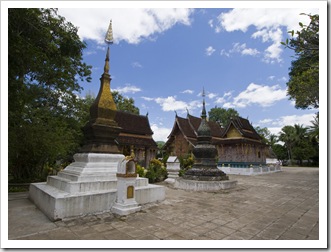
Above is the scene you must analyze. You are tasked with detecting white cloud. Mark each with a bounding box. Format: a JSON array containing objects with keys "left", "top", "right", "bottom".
[
  {"left": 277, "top": 114, "right": 316, "bottom": 127},
  {"left": 155, "top": 96, "right": 187, "bottom": 112},
  {"left": 145, "top": 96, "right": 201, "bottom": 113},
  {"left": 215, "top": 97, "right": 226, "bottom": 104},
  {"left": 220, "top": 49, "right": 230, "bottom": 57},
  {"left": 151, "top": 124, "right": 171, "bottom": 142},
  {"left": 258, "top": 113, "right": 316, "bottom": 135},
  {"left": 268, "top": 127, "right": 283, "bottom": 136},
  {"left": 228, "top": 83, "right": 287, "bottom": 108},
  {"left": 242, "top": 47, "right": 260, "bottom": 56},
  {"left": 181, "top": 89, "right": 194, "bottom": 94},
  {"left": 259, "top": 118, "right": 273, "bottom": 124},
  {"left": 223, "top": 102, "right": 234, "bottom": 109},
  {"left": 208, "top": 19, "right": 213, "bottom": 28},
  {"left": 222, "top": 42, "right": 259, "bottom": 57},
  {"left": 141, "top": 96, "right": 154, "bottom": 101},
  {"left": 215, "top": 91, "right": 232, "bottom": 104},
  {"left": 278, "top": 76, "right": 288, "bottom": 82},
  {"left": 205, "top": 46, "right": 216, "bottom": 56},
  {"left": 268, "top": 76, "right": 275, "bottom": 81},
  {"left": 132, "top": 62, "right": 143, "bottom": 68},
  {"left": 160, "top": 97, "right": 201, "bottom": 113},
  {"left": 207, "top": 92, "right": 218, "bottom": 99},
  {"left": 58, "top": 8, "right": 193, "bottom": 44},
  {"left": 224, "top": 91, "right": 233, "bottom": 97},
  {"left": 85, "top": 50, "right": 97, "bottom": 56},
  {"left": 113, "top": 84, "right": 141, "bottom": 94},
  {"left": 216, "top": 8, "right": 318, "bottom": 63}
]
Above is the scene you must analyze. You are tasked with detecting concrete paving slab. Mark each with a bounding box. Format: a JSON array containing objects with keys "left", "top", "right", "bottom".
[{"left": 6, "top": 167, "right": 322, "bottom": 247}]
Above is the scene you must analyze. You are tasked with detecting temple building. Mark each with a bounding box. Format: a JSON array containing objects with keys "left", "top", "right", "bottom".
[
  {"left": 114, "top": 111, "right": 157, "bottom": 167},
  {"left": 163, "top": 113, "right": 269, "bottom": 166}
]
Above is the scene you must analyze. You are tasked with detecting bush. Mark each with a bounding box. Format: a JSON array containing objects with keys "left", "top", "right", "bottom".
[
  {"left": 145, "top": 158, "right": 168, "bottom": 183},
  {"left": 136, "top": 164, "right": 146, "bottom": 177},
  {"left": 178, "top": 155, "right": 194, "bottom": 176}
]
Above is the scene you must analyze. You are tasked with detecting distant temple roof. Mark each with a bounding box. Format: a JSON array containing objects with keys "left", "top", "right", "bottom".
[
  {"left": 114, "top": 111, "right": 157, "bottom": 148},
  {"left": 221, "top": 116, "right": 262, "bottom": 141},
  {"left": 164, "top": 114, "right": 264, "bottom": 150},
  {"left": 164, "top": 114, "right": 224, "bottom": 149},
  {"left": 115, "top": 111, "right": 153, "bottom": 135}
]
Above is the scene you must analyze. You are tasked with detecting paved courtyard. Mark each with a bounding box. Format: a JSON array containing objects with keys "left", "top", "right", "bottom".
[{"left": 7, "top": 167, "right": 320, "bottom": 246}]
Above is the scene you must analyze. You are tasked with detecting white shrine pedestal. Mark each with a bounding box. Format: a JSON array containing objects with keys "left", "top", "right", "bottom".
[
  {"left": 165, "top": 156, "right": 180, "bottom": 184},
  {"left": 29, "top": 153, "right": 165, "bottom": 221}
]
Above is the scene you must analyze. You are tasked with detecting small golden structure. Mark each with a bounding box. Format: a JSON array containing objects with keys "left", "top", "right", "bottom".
[
  {"left": 127, "top": 186, "right": 134, "bottom": 199},
  {"left": 105, "top": 20, "right": 113, "bottom": 44}
]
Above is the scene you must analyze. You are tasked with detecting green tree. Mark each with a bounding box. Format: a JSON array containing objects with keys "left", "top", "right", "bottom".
[
  {"left": 272, "top": 144, "right": 288, "bottom": 162},
  {"left": 8, "top": 8, "right": 92, "bottom": 181},
  {"left": 254, "top": 126, "right": 271, "bottom": 145},
  {"left": 112, "top": 91, "right": 139, "bottom": 114},
  {"left": 292, "top": 124, "right": 318, "bottom": 166},
  {"left": 279, "top": 125, "right": 296, "bottom": 164},
  {"left": 282, "top": 13, "right": 319, "bottom": 109},
  {"left": 156, "top": 141, "right": 166, "bottom": 159},
  {"left": 308, "top": 113, "right": 319, "bottom": 143},
  {"left": 208, "top": 107, "right": 239, "bottom": 127},
  {"left": 269, "top": 134, "right": 278, "bottom": 147}
]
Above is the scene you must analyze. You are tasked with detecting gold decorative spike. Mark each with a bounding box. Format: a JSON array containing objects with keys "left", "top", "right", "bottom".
[{"left": 105, "top": 20, "right": 113, "bottom": 44}]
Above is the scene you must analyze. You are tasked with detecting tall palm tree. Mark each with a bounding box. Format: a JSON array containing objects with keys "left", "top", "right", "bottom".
[
  {"left": 268, "top": 134, "right": 278, "bottom": 147},
  {"left": 279, "top": 126, "right": 296, "bottom": 165},
  {"left": 308, "top": 113, "right": 319, "bottom": 143},
  {"left": 293, "top": 124, "right": 309, "bottom": 143}
]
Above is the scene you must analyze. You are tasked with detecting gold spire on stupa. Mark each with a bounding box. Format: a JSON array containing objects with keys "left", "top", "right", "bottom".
[{"left": 80, "top": 19, "right": 121, "bottom": 154}]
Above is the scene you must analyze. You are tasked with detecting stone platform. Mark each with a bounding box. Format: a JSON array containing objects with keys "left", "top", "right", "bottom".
[
  {"left": 29, "top": 153, "right": 165, "bottom": 221},
  {"left": 174, "top": 177, "right": 237, "bottom": 191},
  {"left": 219, "top": 164, "right": 282, "bottom": 176}
]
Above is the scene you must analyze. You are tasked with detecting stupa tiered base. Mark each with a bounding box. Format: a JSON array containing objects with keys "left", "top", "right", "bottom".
[
  {"left": 174, "top": 177, "right": 237, "bottom": 191},
  {"left": 183, "top": 167, "right": 229, "bottom": 181},
  {"left": 29, "top": 153, "right": 165, "bottom": 221}
]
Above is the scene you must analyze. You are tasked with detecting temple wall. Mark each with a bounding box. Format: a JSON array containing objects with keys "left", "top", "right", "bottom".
[
  {"left": 173, "top": 133, "right": 191, "bottom": 158},
  {"left": 217, "top": 143, "right": 266, "bottom": 164}
]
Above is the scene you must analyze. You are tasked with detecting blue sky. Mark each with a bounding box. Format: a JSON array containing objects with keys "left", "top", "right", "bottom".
[
  {"left": 58, "top": 5, "right": 322, "bottom": 142},
  {"left": 8, "top": 3, "right": 324, "bottom": 143}
]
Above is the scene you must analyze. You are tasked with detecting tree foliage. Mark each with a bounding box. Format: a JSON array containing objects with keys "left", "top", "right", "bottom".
[
  {"left": 254, "top": 126, "right": 271, "bottom": 145},
  {"left": 278, "top": 124, "right": 318, "bottom": 166},
  {"left": 8, "top": 8, "right": 92, "bottom": 182},
  {"left": 272, "top": 144, "right": 288, "bottom": 161},
  {"left": 282, "top": 13, "right": 319, "bottom": 109},
  {"left": 208, "top": 107, "right": 239, "bottom": 127},
  {"left": 112, "top": 91, "right": 140, "bottom": 115}
]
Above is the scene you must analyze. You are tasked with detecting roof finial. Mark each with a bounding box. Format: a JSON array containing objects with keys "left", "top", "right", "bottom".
[
  {"left": 201, "top": 87, "right": 207, "bottom": 119},
  {"left": 103, "top": 20, "right": 113, "bottom": 74},
  {"left": 105, "top": 19, "right": 114, "bottom": 44}
]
